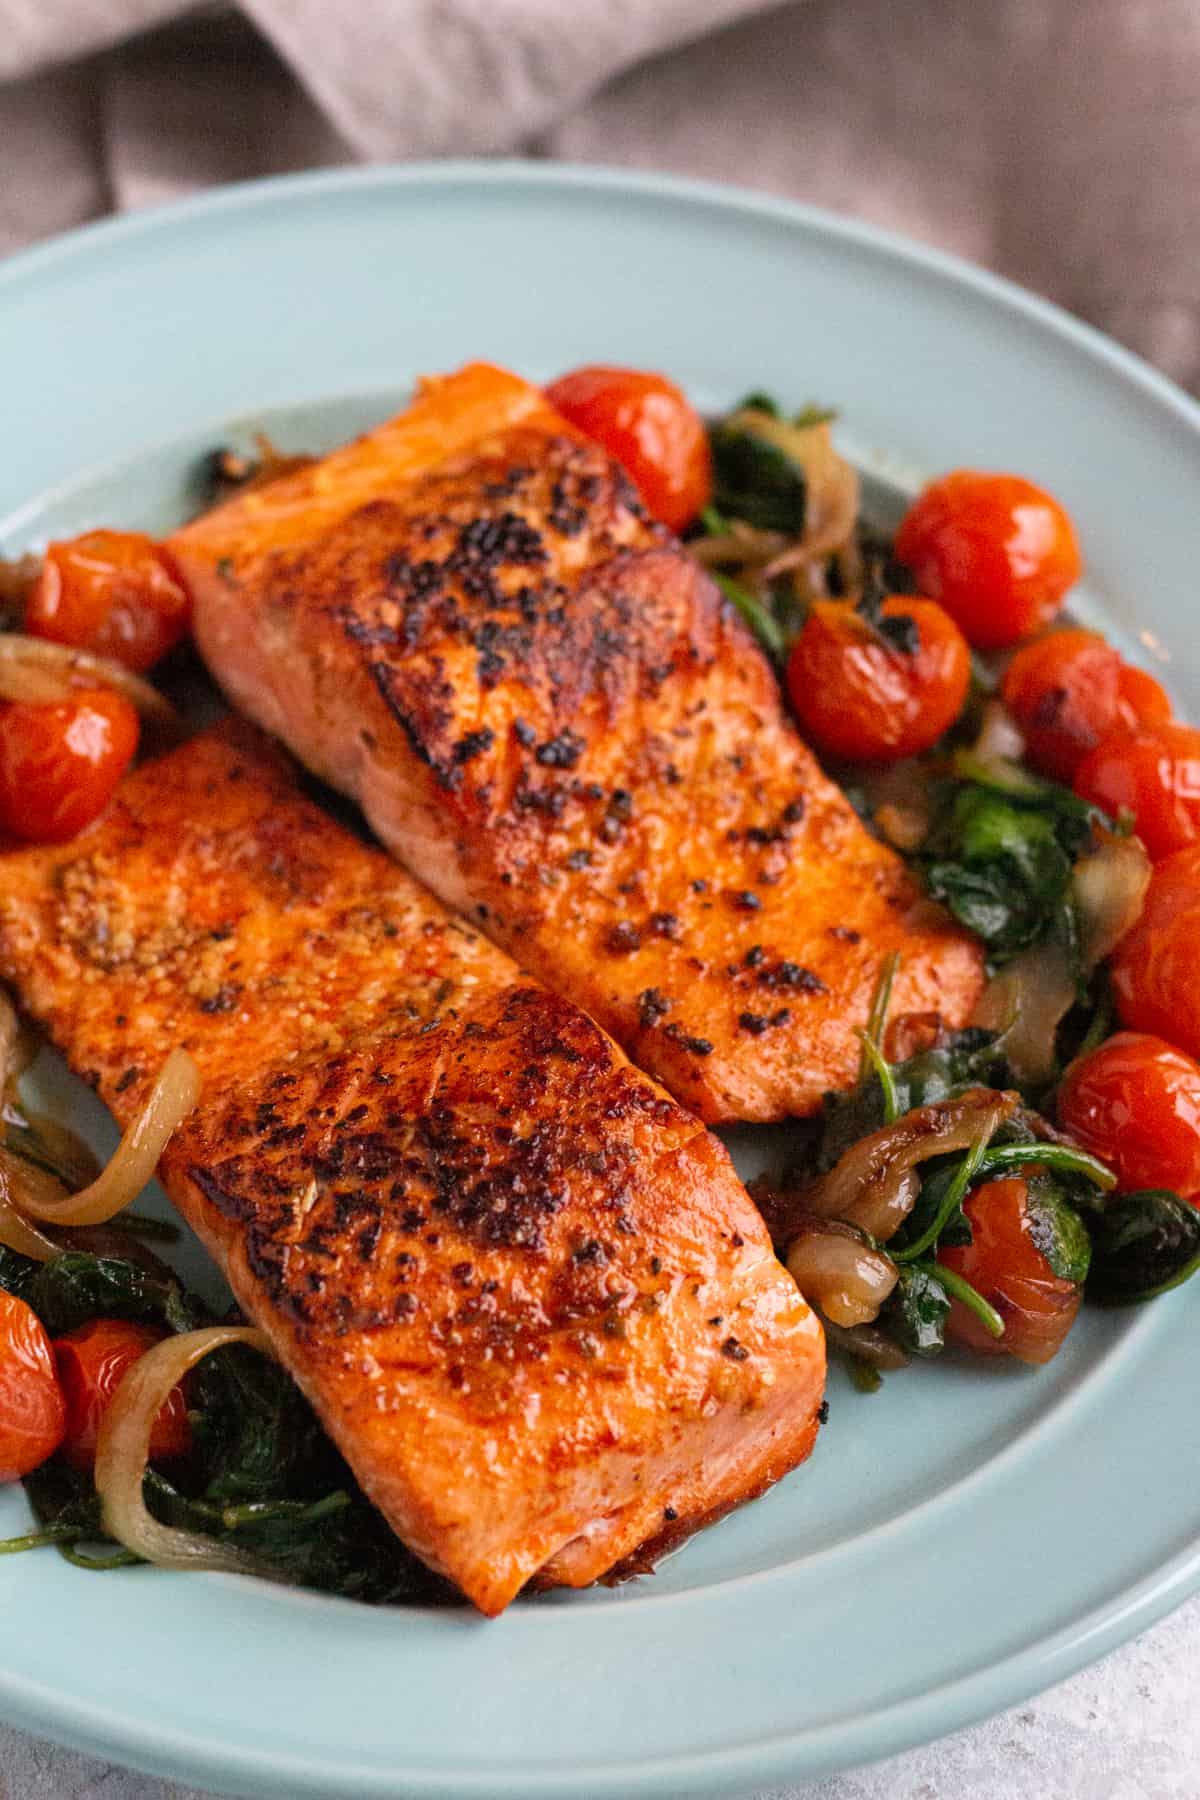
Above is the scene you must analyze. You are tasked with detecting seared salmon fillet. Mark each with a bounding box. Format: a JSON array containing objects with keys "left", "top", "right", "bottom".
[
  {"left": 0, "top": 722, "right": 823, "bottom": 1615},
  {"left": 171, "top": 362, "right": 984, "bottom": 1123}
]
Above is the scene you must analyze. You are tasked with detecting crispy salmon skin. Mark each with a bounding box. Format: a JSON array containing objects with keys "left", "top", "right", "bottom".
[
  {"left": 173, "top": 363, "right": 984, "bottom": 1123},
  {"left": 0, "top": 722, "right": 823, "bottom": 1614}
]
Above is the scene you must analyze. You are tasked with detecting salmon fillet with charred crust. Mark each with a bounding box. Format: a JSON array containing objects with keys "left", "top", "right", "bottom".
[
  {"left": 0, "top": 721, "right": 823, "bottom": 1615},
  {"left": 171, "top": 362, "right": 984, "bottom": 1124}
]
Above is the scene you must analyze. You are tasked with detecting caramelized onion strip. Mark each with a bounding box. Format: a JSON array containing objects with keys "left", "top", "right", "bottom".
[
  {"left": 0, "top": 1172, "right": 59, "bottom": 1260},
  {"left": 786, "top": 1214, "right": 899, "bottom": 1325},
  {"left": 796, "top": 1090, "right": 1016, "bottom": 1241},
  {"left": 16, "top": 1049, "right": 200, "bottom": 1227},
  {"left": 0, "top": 635, "right": 177, "bottom": 723},
  {"left": 96, "top": 1327, "right": 280, "bottom": 1575}
]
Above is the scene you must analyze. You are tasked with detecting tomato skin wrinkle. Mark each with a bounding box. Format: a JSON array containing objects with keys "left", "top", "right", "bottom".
[
  {"left": 0, "top": 687, "right": 139, "bottom": 843},
  {"left": 545, "top": 365, "right": 712, "bottom": 534},
  {"left": 1058, "top": 1032, "right": 1200, "bottom": 1202},
  {"left": 27, "top": 529, "right": 191, "bottom": 673},
  {"left": 54, "top": 1317, "right": 191, "bottom": 1472},
  {"left": 0, "top": 1290, "right": 66, "bottom": 1482},
  {"left": 938, "top": 1178, "right": 1080, "bottom": 1365},
  {"left": 895, "top": 470, "right": 1081, "bottom": 649},
  {"left": 1111, "top": 846, "right": 1200, "bottom": 1061},
  {"left": 787, "top": 596, "right": 970, "bottom": 762},
  {"left": 1074, "top": 722, "right": 1200, "bottom": 860}
]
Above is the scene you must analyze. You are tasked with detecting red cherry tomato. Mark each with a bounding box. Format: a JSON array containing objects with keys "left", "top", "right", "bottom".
[
  {"left": 544, "top": 366, "right": 712, "bottom": 533},
  {"left": 1116, "top": 662, "right": 1173, "bottom": 731},
  {"left": 785, "top": 596, "right": 970, "bottom": 762},
  {"left": 1073, "top": 723, "right": 1200, "bottom": 860},
  {"left": 0, "top": 1290, "right": 66, "bottom": 1482},
  {"left": 1110, "top": 847, "right": 1200, "bottom": 1061},
  {"left": 1058, "top": 1032, "right": 1200, "bottom": 1201},
  {"left": 937, "top": 1177, "right": 1080, "bottom": 1364},
  {"left": 1001, "top": 629, "right": 1122, "bottom": 782},
  {"left": 1000, "top": 631, "right": 1171, "bottom": 783},
  {"left": 53, "top": 1319, "right": 191, "bottom": 1473},
  {"left": 27, "top": 530, "right": 191, "bottom": 673},
  {"left": 0, "top": 688, "right": 139, "bottom": 844},
  {"left": 895, "top": 471, "right": 1082, "bottom": 649}
]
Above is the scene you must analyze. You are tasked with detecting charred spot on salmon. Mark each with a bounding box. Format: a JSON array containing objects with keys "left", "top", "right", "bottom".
[
  {"left": 648, "top": 912, "right": 682, "bottom": 940},
  {"left": 728, "top": 890, "right": 763, "bottom": 913},
  {"left": 722, "top": 1336, "right": 750, "bottom": 1361},
  {"left": 114, "top": 1066, "right": 140, "bottom": 1094},
  {"left": 638, "top": 988, "right": 672, "bottom": 1028},
  {"left": 198, "top": 982, "right": 241, "bottom": 1014},
  {"left": 665, "top": 1024, "right": 714, "bottom": 1057},
  {"left": 453, "top": 511, "right": 547, "bottom": 569},
  {"left": 564, "top": 848, "right": 591, "bottom": 871},
  {"left": 739, "top": 1008, "right": 793, "bottom": 1035},
  {"left": 453, "top": 727, "right": 495, "bottom": 765},
  {"left": 606, "top": 922, "right": 642, "bottom": 955},
  {"left": 744, "top": 945, "right": 765, "bottom": 968},
  {"left": 535, "top": 729, "right": 585, "bottom": 770},
  {"left": 829, "top": 925, "right": 861, "bottom": 943},
  {"left": 758, "top": 961, "right": 826, "bottom": 995}
]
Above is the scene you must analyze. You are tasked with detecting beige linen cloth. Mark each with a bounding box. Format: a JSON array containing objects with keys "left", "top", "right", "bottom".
[{"left": 1, "top": 0, "right": 1198, "bottom": 391}]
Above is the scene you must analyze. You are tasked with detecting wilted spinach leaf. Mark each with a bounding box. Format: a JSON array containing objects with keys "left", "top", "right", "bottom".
[
  {"left": 816, "top": 1027, "right": 1009, "bottom": 1172},
  {"left": 709, "top": 396, "right": 836, "bottom": 534},
  {"left": 24, "top": 1251, "right": 205, "bottom": 1337},
  {"left": 918, "top": 771, "right": 1108, "bottom": 964},
  {"left": 1025, "top": 1182, "right": 1092, "bottom": 1283},
  {"left": 883, "top": 1264, "right": 951, "bottom": 1356},
  {"left": 0, "top": 1244, "right": 37, "bottom": 1303},
  {"left": 1086, "top": 1190, "right": 1200, "bottom": 1302}
]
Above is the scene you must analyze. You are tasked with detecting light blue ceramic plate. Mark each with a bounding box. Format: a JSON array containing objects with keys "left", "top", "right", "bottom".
[{"left": 0, "top": 164, "right": 1197, "bottom": 1800}]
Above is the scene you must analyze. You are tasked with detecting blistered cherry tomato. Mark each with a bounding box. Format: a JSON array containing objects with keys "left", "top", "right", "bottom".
[
  {"left": 27, "top": 530, "right": 190, "bottom": 673},
  {"left": 0, "top": 688, "right": 138, "bottom": 843},
  {"left": 895, "top": 471, "right": 1081, "bottom": 649},
  {"left": 1073, "top": 723, "right": 1200, "bottom": 859},
  {"left": 785, "top": 596, "right": 970, "bottom": 762},
  {"left": 937, "top": 1177, "right": 1080, "bottom": 1364},
  {"left": 1116, "top": 662, "right": 1173, "bottom": 731},
  {"left": 0, "top": 1291, "right": 66, "bottom": 1482},
  {"left": 1110, "top": 847, "right": 1200, "bottom": 1061},
  {"left": 544, "top": 366, "right": 712, "bottom": 533},
  {"left": 53, "top": 1319, "right": 191, "bottom": 1473},
  {"left": 1058, "top": 1032, "right": 1200, "bottom": 1201},
  {"left": 1001, "top": 629, "right": 1122, "bottom": 782}
]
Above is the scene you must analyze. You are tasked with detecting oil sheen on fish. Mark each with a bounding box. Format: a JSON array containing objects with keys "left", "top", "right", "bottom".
[
  {"left": 0, "top": 722, "right": 824, "bottom": 1614},
  {"left": 172, "top": 362, "right": 984, "bottom": 1123}
]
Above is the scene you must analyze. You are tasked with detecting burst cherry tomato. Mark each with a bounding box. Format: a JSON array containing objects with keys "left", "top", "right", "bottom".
[
  {"left": 1073, "top": 723, "right": 1200, "bottom": 860},
  {"left": 895, "top": 471, "right": 1082, "bottom": 649},
  {"left": 1001, "top": 630, "right": 1172, "bottom": 783},
  {"left": 785, "top": 596, "right": 970, "bottom": 762},
  {"left": 53, "top": 1319, "right": 191, "bottom": 1472},
  {"left": 937, "top": 1177, "right": 1080, "bottom": 1364},
  {"left": 1117, "top": 662, "right": 1173, "bottom": 731},
  {"left": 1002, "top": 630, "right": 1120, "bottom": 782},
  {"left": 1058, "top": 1032, "right": 1200, "bottom": 1201},
  {"left": 0, "top": 1291, "right": 66, "bottom": 1482},
  {"left": 0, "top": 688, "right": 139, "bottom": 843},
  {"left": 544, "top": 366, "right": 712, "bottom": 533},
  {"left": 1110, "top": 847, "right": 1200, "bottom": 1060},
  {"left": 27, "top": 530, "right": 190, "bottom": 673}
]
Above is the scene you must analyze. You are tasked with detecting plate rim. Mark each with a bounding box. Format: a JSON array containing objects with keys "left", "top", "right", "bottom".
[{"left": 1, "top": 158, "right": 1198, "bottom": 1799}]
